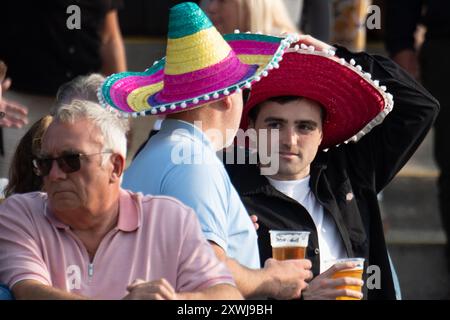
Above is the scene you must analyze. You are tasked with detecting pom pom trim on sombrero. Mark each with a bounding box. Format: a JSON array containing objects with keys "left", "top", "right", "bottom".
[
  {"left": 241, "top": 43, "right": 394, "bottom": 150},
  {"left": 98, "top": 32, "right": 300, "bottom": 118}
]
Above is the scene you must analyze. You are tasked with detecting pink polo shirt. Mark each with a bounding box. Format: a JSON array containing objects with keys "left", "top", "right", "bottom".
[{"left": 0, "top": 190, "right": 235, "bottom": 299}]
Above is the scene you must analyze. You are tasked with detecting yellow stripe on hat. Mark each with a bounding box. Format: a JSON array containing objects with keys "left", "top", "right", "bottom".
[
  {"left": 165, "top": 28, "right": 231, "bottom": 75},
  {"left": 127, "top": 82, "right": 163, "bottom": 111},
  {"left": 237, "top": 54, "right": 273, "bottom": 73}
]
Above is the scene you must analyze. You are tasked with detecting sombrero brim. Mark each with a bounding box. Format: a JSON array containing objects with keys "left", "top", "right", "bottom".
[
  {"left": 241, "top": 44, "right": 394, "bottom": 150},
  {"left": 98, "top": 33, "right": 299, "bottom": 117}
]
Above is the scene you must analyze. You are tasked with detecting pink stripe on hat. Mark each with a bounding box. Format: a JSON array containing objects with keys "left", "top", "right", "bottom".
[
  {"left": 110, "top": 70, "right": 164, "bottom": 112},
  {"left": 228, "top": 40, "right": 281, "bottom": 55}
]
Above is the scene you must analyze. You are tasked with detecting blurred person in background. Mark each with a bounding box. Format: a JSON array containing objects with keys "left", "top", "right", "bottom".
[
  {"left": 204, "top": 0, "right": 300, "bottom": 35},
  {"left": 386, "top": 0, "right": 450, "bottom": 273},
  {"left": 0, "top": 1, "right": 126, "bottom": 177}
]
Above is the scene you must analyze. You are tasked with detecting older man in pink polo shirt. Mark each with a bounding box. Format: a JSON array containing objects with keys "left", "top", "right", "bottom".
[{"left": 0, "top": 99, "right": 241, "bottom": 300}]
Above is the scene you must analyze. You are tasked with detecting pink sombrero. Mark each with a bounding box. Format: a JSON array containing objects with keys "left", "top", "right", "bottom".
[
  {"left": 98, "top": 2, "right": 299, "bottom": 117},
  {"left": 241, "top": 42, "right": 394, "bottom": 150}
]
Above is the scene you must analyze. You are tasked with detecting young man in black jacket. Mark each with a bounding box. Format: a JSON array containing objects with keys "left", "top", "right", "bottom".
[{"left": 225, "top": 35, "right": 439, "bottom": 300}]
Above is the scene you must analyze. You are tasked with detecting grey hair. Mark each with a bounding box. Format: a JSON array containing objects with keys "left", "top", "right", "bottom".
[
  {"left": 54, "top": 74, "right": 105, "bottom": 112},
  {"left": 54, "top": 100, "right": 129, "bottom": 160}
]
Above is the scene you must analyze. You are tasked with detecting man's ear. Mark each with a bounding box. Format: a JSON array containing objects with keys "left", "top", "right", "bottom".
[
  {"left": 221, "top": 95, "right": 233, "bottom": 111},
  {"left": 110, "top": 153, "right": 125, "bottom": 183}
]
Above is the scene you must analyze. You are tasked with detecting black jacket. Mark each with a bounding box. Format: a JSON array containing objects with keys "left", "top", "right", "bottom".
[{"left": 225, "top": 46, "right": 439, "bottom": 300}]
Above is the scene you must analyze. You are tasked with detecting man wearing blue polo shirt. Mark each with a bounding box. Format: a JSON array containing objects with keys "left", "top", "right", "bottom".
[{"left": 102, "top": 3, "right": 312, "bottom": 299}]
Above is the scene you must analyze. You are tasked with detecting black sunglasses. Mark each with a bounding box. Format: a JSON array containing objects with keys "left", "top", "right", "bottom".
[{"left": 32, "top": 151, "right": 113, "bottom": 177}]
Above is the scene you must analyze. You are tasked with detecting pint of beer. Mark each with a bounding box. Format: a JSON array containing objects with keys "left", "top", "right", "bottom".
[
  {"left": 331, "top": 258, "right": 365, "bottom": 300},
  {"left": 269, "top": 230, "right": 310, "bottom": 260}
]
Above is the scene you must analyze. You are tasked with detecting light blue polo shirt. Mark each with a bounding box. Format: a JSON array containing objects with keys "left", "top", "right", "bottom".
[{"left": 123, "top": 119, "right": 260, "bottom": 269}]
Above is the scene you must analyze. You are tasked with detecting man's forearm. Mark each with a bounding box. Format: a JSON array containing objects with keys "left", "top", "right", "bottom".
[
  {"left": 12, "top": 280, "right": 87, "bottom": 300},
  {"left": 225, "top": 258, "right": 272, "bottom": 299},
  {"left": 100, "top": 10, "right": 127, "bottom": 75},
  {"left": 101, "top": 37, "right": 127, "bottom": 75}
]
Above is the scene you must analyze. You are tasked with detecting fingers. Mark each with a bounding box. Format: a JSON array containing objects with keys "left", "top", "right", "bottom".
[
  {"left": 296, "top": 34, "right": 334, "bottom": 51},
  {"left": 0, "top": 99, "right": 29, "bottom": 128},
  {"left": 126, "top": 278, "right": 146, "bottom": 291},
  {"left": 334, "top": 288, "right": 364, "bottom": 300},
  {"left": 3, "top": 99, "right": 28, "bottom": 115},
  {"left": 330, "top": 276, "right": 364, "bottom": 288},
  {"left": 250, "top": 215, "right": 259, "bottom": 230},
  {"left": 126, "top": 278, "right": 177, "bottom": 300},
  {"left": 1, "top": 78, "right": 12, "bottom": 91},
  {"left": 323, "top": 261, "right": 357, "bottom": 277}
]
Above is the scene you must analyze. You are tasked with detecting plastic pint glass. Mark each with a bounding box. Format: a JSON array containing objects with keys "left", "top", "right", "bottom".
[
  {"left": 331, "top": 257, "right": 365, "bottom": 300},
  {"left": 269, "top": 230, "right": 310, "bottom": 260}
]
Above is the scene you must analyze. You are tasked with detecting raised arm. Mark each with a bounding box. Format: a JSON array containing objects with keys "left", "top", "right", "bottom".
[{"left": 335, "top": 45, "right": 439, "bottom": 192}]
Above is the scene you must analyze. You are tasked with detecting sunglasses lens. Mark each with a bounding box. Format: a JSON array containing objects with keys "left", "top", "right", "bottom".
[
  {"left": 33, "top": 154, "right": 81, "bottom": 176},
  {"left": 58, "top": 154, "right": 81, "bottom": 173},
  {"left": 33, "top": 159, "right": 52, "bottom": 176}
]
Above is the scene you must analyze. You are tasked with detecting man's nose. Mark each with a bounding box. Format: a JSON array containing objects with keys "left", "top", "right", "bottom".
[
  {"left": 281, "top": 127, "right": 297, "bottom": 147},
  {"left": 47, "top": 160, "right": 67, "bottom": 181}
]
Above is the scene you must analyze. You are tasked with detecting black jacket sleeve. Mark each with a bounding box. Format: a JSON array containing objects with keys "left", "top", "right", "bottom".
[
  {"left": 334, "top": 45, "right": 439, "bottom": 193},
  {"left": 385, "top": 0, "right": 423, "bottom": 56}
]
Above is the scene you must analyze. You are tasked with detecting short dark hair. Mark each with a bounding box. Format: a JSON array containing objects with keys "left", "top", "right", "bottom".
[{"left": 248, "top": 96, "right": 326, "bottom": 124}]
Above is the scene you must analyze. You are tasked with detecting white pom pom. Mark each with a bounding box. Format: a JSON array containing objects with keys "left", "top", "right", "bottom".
[
  {"left": 160, "top": 106, "right": 166, "bottom": 112},
  {"left": 203, "top": 94, "right": 210, "bottom": 101},
  {"left": 356, "top": 65, "right": 362, "bottom": 72},
  {"left": 150, "top": 109, "right": 157, "bottom": 115},
  {"left": 213, "top": 92, "right": 220, "bottom": 99},
  {"left": 350, "top": 59, "right": 356, "bottom": 66},
  {"left": 234, "top": 29, "right": 240, "bottom": 34},
  {"left": 181, "top": 102, "right": 187, "bottom": 108},
  {"left": 300, "top": 43, "right": 308, "bottom": 50},
  {"left": 193, "top": 98, "right": 200, "bottom": 104},
  {"left": 223, "top": 89, "right": 230, "bottom": 96},
  {"left": 170, "top": 104, "right": 176, "bottom": 110}
]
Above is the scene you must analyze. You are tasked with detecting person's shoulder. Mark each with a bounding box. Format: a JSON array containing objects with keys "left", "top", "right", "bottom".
[
  {"left": 138, "top": 192, "right": 196, "bottom": 219},
  {"left": 0, "top": 192, "right": 47, "bottom": 218}
]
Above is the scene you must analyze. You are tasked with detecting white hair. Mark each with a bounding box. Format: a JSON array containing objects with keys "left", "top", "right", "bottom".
[
  {"left": 54, "top": 100, "right": 129, "bottom": 161},
  {"left": 54, "top": 73, "right": 105, "bottom": 109}
]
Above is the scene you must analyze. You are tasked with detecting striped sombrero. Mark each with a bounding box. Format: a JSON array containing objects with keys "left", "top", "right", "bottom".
[{"left": 98, "top": 2, "right": 298, "bottom": 117}]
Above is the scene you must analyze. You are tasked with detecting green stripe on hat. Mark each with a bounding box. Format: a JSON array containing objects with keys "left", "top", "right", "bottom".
[
  {"left": 168, "top": 2, "right": 214, "bottom": 39},
  {"left": 224, "top": 33, "right": 285, "bottom": 43}
]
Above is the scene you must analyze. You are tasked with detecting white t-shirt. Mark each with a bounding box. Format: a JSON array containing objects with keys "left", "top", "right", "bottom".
[{"left": 266, "top": 176, "right": 348, "bottom": 273}]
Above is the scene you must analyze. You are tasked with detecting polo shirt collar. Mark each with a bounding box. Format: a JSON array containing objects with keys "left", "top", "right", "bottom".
[
  {"left": 44, "top": 189, "right": 141, "bottom": 232},
  {"left": 117, "top": 189, "right": 141, "bottom": 232}
]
